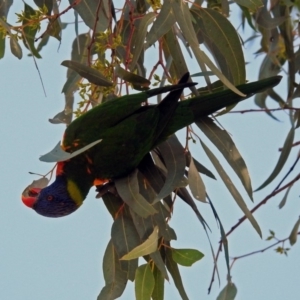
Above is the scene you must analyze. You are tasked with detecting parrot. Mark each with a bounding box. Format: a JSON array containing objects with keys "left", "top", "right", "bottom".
[{"left": 22, "top": 73, "right": 281, "bottom": 217}]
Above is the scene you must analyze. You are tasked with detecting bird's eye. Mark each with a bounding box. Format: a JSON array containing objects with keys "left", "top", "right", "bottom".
[{"left": 47, "top": 195, "right": 53, "bottom": 201}]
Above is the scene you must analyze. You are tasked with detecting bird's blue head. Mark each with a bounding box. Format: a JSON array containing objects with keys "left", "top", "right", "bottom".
[{"left": 22, "top": 176, "right": 83, "bottom": 218}]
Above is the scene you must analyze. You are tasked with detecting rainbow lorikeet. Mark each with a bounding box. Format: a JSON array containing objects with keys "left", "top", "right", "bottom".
[{"left": 22, "top": 73, "right": 281, "bottom": 217}]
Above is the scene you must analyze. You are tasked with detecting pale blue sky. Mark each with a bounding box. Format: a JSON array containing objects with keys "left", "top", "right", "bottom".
[{"left": 1, "top": 1, "right": 300, "bottom": 300}]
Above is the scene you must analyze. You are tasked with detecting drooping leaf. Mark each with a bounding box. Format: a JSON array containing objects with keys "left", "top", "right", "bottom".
[
  {"left": 47, "top": 19, "right": 61, "bottom": 41},
  {"left": 152, "top": 265, "right": 165, "bottom": 300},
  {"left": 135, "top": 264, "right": 155, "bottom": 300},
  {"left": 39, "top": 139, "right": 102, "bottom": 162},
  {"left": 278, "top": 184, "right": 293, "bottom": 209},
  {"left": 33, "top": 0, "right": 53, "bottom": 14},
  {"left": 9, "top": 36, "right": 22, "bottom": 59},
  {"left": 149, "top": 250, "right": 169, "bottom": 280},
  {"left": 22, "top": 2, "right": 41, "bottom": 58},
  {"left": 171, "top": 0, "right": 245, "bottom": 96},
  {"left": 234, "top": 0, "right": 262, "bottom": 11},
  {"left": 111, "top": 214, "right": 141, "bottom": 258},
  {"left": 145, "top": 2, "right": 175, "bottom": 48},
  {"left": 196, "top": 117, "right": 253, "bottom": 200},
  {"left": 190, "top": 7, "right": 246, "bottom": 85},
  {"left": 216, "top": 282, "right": 238, "bottom": 300},
  {"left": 255, "top": 126, "right": 295, "bottom": 191},
  {"left": 0, "top": 0, "right": 13, "bottom": 59},
  {"left": 289, "top": 217, "right": 300, "bottom": 246},
  {"left": 121, "top": 226, "right": 159, "bottom": 260},
  {"left": 130, "top": 12, "right": 156, "bottom": 71},
  {"left": 61, "top": 60, "right": 113, "bottom": 86},
  {"left": 115, "top": 170, "right": 157, "bottom": 218},
  {"left": 155, "top": 135, "right": 186, "bottom": 202},
  {"left": 165, "top": 247, "right": 189, "bottom": 300},
  {"left": 115, "top": 65, "right": 150, "bottom": 89},
  {"left": 188, "top": 157, "right": 206, "bottom": 202},
  {"left": 171, "top": 248, "right": 204, "bottom": 266},
  {"left": 98, "top": 239, "right": 128, "bottom": 300},
  {"left": 110, "top": 214, "right": 139, "bottom": 279},
  {"left": 69, "top": 0, "right": 110, "bottom": 32},
  {"left": 201, "top": 140, "right": 262, "bottom": 237}
]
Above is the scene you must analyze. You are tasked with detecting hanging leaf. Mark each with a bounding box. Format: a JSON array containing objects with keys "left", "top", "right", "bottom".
[
  {"left": 216, "top": 282, "right": 238, "bottom": 300},
  {"left": 201, "top": 140, "right": 262, "bottom": 237},
  {"left": 165, "top": 247, "right": 189, "bottom": 300},
  {"left": 171, "top": 248, "right": 204, "bottom": 267},
  {"left": 130, "top": 12, "right": 156, "bottom": 71},
  {"left": 69, "top": 0, "right": 110, "bottom": 32},
  {"left": 278, "top": 184, "right": 293, "bottom": 209},
  {"left": 98, "top": 240, "right": 128, "bottom": 300},
  {"left": 289, "top": 217, "right": 300, "bottom": 246},
  {"left": 39, "top": 139, "right": 102, "bottom": 162},
  {"left": 145, "top": 2, "right": 175, "bottom": 48},
  {"left": 22, "top": 2, "right": 41, "bottom": 58},
  {"left": 9, "top": 35, "right": 22, "bottom": 59},
  {"left": 115, "top": 170, "right": 157, "bottom": 218},
  {"left": 190, "top": 7, "right": 246, "bottom": 85},
  {"left": 196, "top": 117, "right": 253, "bottom": 200},
  {"left": 255, "top": 126, "right": 295, "bottom": 191},
  {"left": 155, "top": 135, "right": 186, "bottom": 202},
  {"left": 121, "top": 226, "right": 159, "bottom": 260},
  {"left": 152, "top": 266, "right": 165, "bottom": 300},
  {"left": 188, "top": 157, "right": 206, "bottom": 202},
  {"left": 135, "top": 264, "right": 155, "bottom": 300},
  {"left": 115, "top": 65, "right": 150, "bottom": 89},
  {"left": 61, "top": 60, "right": 113, "bottom": 86}
]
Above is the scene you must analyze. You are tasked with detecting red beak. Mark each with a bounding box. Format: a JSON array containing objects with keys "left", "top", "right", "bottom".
[{"left": 22, "top": 188, "right": 41, "bottom": 208}]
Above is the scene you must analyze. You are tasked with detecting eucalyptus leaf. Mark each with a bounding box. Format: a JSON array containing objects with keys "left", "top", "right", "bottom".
[
  {"left": 171, "top": 248, "right": 204, "bottom": 266},
  {"left": 61, "top": 60, "right": 113, "bottom": 86},
  {"left": 135, "top": 264, "right": 155, "bottom": 300},
  {"left": 121, "top": 226, "right": 159, "bottom": 260},
  {"left": 289, "top": 217, "right": 300, "bottom": 246},
  {"left": 39, "top": 139, "right": 102, "bottom": 162}
]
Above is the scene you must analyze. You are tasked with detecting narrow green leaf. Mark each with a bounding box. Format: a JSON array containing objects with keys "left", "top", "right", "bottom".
[
  {"left": 216, "top": 282, "right": 237, "bottom": 300},
  {"left": 39, "top": 139, "right": 102, "bottom": 162},
  {"left": 145, "top": 2, "right": 175, "bottom": 48},
  {"left": 61, "top": 60, "right": 113, "bottom": 86},
  {"left": 155, "top": 135, "right": 186, "bottom": 202},
  {"left": 115, "top": 170, "right": 158, "bottom": 218},
  {"left": 33, "top": 0, "right": 53, "bottom": 14},
  {"left": 278, "top": 184, "right": 293, "bottom": 209},
  {"left": 165, "top": 247, "right": 189, "bottom": 300},
  {"left": 135, "top": 264, "right": 155, "bottom": 300},
  {"left": 255, "top": 126, "right": 295, "bottom": 191},
  {"left": 171, "top": 248, "right": 204, "bottom": 266},
  {"left": 170, "top": 0, "right": 244, "bottom": 96},
  {"left": 22, "top": 2, "right": 41, "bottom": 58},
  {"left": 98, "top": 240, "right": 127, "bottom": 300},
  {"left": 149, "top": 250, "right": 169, "bottom": 280},
  {"left": 201, "top": 140, "right": 262, "bottom": 237},
  {"left": 130, "top": 12, "right": 156, "bottom": 71},
  {"left": 115, "top": 65, "right": 150, "bottom": 89},
  {"left": 234, "top": 0, "right": 263, "bottom": 12},
  {"left": 152, "top": 266, "right": 165, "bottom": 300},
  {"left": 121, "top": 226, "right": 159, "bottom": 260},
  {"left": 190, "top": 8, "right": 245, "bottom": 84},
  {"left": 196, "top": 117, "right": 253, "bottom": 200},
  {"left": 188, "top": 157, "right": 206, "bottom": 202},
  {"left": 289, "top": 217, "right": 300, "bottom": 246},
  {"left": 162, "top": 27, "right": 189, "bottom": 81},
  {"left": 9, "top": 36, "right": 22, "bottom": 59},
  {"left": 69, "top": 0, "right": 109, "bottom": 32},
  {"left": 47, "top": 19, "right": 61, "bottom": 41},
  {"left": 111, "top": 215, "right": 141, "bottom": 258}
]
